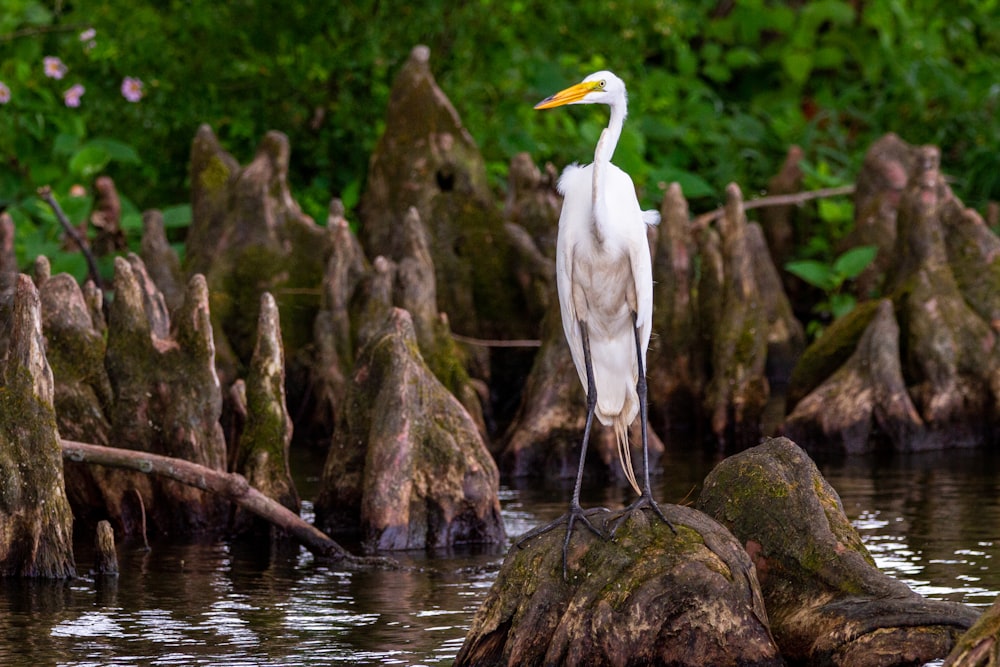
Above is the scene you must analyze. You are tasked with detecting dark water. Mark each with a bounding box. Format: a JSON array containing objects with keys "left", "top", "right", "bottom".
[{"left": 1, "top": 443, "right": 999, "bottom": 666}]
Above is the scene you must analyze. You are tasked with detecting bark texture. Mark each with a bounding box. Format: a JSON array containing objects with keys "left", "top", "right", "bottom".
[
  {"left": 187, "top": 125, "right": 330, "bottom": 383},
  {"left": 946, "top": 597, "right": 1000, "bottom": 667},
  {"left": 231, "top": 292, "right": 300, "bottom": 535},
  {"left": 456, "top": 504, "right": 781, "bottom": 667},
  {"left": 697, "top": 437, "right": 979, "bottom": 666},
  {"left": 0, "top": 274, "right": 76, "bottom": 577},
  {"left": 700, "top": 184, "right": 771, "bottom": 448},
  {"left": 358, "top": 45, "right": 532, "bottom": 341},
  {"left": 314, "top": 305, "right": 505, "bottom": 550},
  {"left": 98, "top": 255, "right": 230, "bottom": 536},
  {"left": 787, "top": 136, "right": 1000, "bottom": 452}
]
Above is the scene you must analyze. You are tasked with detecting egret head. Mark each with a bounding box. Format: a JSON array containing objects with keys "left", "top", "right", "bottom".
[{"left": 535, "top": 70, "right": 626, "bottom": 110}]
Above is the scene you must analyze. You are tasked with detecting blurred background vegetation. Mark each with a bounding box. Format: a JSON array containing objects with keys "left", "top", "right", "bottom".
[{"left": 1, "top": 0, "right": 998, "bottom": 282}]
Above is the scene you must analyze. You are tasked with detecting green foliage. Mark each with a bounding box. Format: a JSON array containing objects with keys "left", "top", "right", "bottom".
[
  {"left": 1, "top": 0, "right": 998, "bottom": 280},
  {"left": 786, "top": 245, "right": 878, "bottom": 339}
]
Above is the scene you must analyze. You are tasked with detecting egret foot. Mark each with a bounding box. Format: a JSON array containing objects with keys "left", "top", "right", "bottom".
[
  {"left": 610, "top": 492, "right": 676, "bottom": 538},
  {"left": 516, "top": 504, "right": 609, "bottom": 580}
]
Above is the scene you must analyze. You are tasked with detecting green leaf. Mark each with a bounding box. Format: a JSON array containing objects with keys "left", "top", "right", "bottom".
[
  {"left": 69, "top": 145, "right": 111, "bottom": 179},
  {"left": 832, "top": 245, "right": 878, "bottom": 280},
  {"left": 829, "top": 292, "right": 858, "bottom": 319},
  {"left": 87, "top": 138, "right": 142, "bottom": 164},
  {"left": 785, "top": 259, "right": 836, "bottom": 290},
  {"left": 649, "top": 164, "right": 716, "bottom": 199},
  {"left": 162, "top": 203, "right": 193, "bottom": 228},
  {"left": 782, "top": 52, "right": 813, "bottom": 85}
]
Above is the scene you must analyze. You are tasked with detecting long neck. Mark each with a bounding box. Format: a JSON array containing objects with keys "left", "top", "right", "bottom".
[
  {"left": 591, "top": 100, "right": 626, "bottom": 244},
  {"left": 596, "top": 101, "right": 626, "bottom": 164}
]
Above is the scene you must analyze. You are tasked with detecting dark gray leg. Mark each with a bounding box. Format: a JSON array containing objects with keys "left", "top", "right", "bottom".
[
  {"left": 611, "top": 314, "right": 675, "bottom": 535},
  {"left": 516, "top": 320, "right": 608, "bottom": 579}
]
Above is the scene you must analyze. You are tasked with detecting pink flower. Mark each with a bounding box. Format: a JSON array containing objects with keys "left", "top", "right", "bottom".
[
  {"left": 0, "top": 81, "right": 10, "bottom": 104},
  {"left": 79, "top": 28, "right": 96, "bottom": 50},
  {"left": 64, "top": 83, "right": 85, "bottom": 108},
  {"left": 43, "top": 56, "right": 68, "bottom": 80},
  {"left": 121, "top": 76, "right": 143, "bottom": 102}
]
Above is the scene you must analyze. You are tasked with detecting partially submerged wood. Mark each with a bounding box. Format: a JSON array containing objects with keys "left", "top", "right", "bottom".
[
  {"left": 314, "top": 306, "right": 505, "bottom": 550},
  {"left": 700, "top": 184, "right": 770, "bottom": 448},
  {"left": 101, "top": 256, "right": 230, "bottom": 536},
  {"left": 499, "top": 301, "right": 666, "bottom": 484},
  {"left": 61, "top": 439, "right": 393, "bottom": 569},
  {"left": 300, "top": 200, "right": 370, "bottom": 445},
  {"left": 696, "top": 437, "right": 978, "bottom": 665},
  {"left": 647, "top": 182, "right": 704, "bottom": 435},
  {"left": 230, "top": 292, "right": 300, "bottom": 536},
  {"left": 945, "top": 596, "right": 1000, "bottom": 666},
  {"left": 37, "top": 261, "right": 113, "bottom": 448},
  {"left": 93, "top": 520, "right": 118, "bottom": 576},
  {"left": 784, "top": 299, "right": 924, "bottom": 453},
  {"left": 393, "top": 206, "right": 485, "bottom": 437},
  {"left": 787, "top": 138, "right": 1000, "bottom": 452},
  {"left": 455, "top": 504, "right": 781, "bottom": 667},
  {"left": 0, "top": 274, "right": 76, "bottom": 578}
]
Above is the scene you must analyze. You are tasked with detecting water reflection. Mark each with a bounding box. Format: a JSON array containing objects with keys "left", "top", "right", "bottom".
[{"left": 0, "top": 444, "right": 998, "bottom": 665}]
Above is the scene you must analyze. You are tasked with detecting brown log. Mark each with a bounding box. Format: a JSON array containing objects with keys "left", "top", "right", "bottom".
[{"left": 60, "top": 438, "right": 393, "bottom": 568}]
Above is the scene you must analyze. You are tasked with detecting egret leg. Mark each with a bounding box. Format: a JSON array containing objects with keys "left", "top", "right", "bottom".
[
  {"left": 611, "top": 315, "right": 676, "bottom": 536},
  {"left": 516, "top": 320, "right": 608, "bottom": 579}
]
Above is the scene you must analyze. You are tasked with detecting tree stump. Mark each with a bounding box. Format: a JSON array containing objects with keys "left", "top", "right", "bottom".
[
  {"left": 697, "top": 437, "right": 978, "bottom": 665},
  {"left": 358, "top": 44, "right": 532, "bottom": 342},
  {"left": 700, "top": 184, "right": 770, "bottom": 448},
  {"left": 945, "top": 596, "right": 1000, "bottom": 666},
  {"left": 786, "top": 137, "right": 1000, "bottom": 452},
  {"left": 314, "top": 306, "right": 505, "bottom": 550},
  {"left": 455, "top": 505, "right": 781, "bottom": 667},
  {"left": 647, "top": 182, "right": 704, "bottom": 436},
  {"left": 187, "top": 125, "right": 330, "bottom": 383},
  {"left": 140, "top": 209, "right": 184, "bottom": 313},
  {"left": 0, "top": 274, "right": 76, "bottom": 577},
  {"left": 93, "top": 520, "right": 118, "bottom": 576},
  {"left": 299, "top": 199, "right": 370, "bottom": 446},
  {"left": 102, "top": 255, "right": 230, "bottom": 536},
  {"left": 230, "top": 292, "right": 300, "bottom": 536}
]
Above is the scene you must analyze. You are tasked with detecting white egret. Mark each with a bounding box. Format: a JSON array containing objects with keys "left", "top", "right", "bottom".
[{"left": 520, "top": 71, "right": 673, "bottom": 577}]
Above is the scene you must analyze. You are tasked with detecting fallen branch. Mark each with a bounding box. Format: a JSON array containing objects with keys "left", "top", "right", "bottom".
[
  {"left": 38, "top": 186, "right": 103, "bottom": 288},
  {"left": 60, "top": 438, "right": 398, "bottom": 569},
  {"left": 692, "top": 184, "right": 856, "bottom": 230},
  {"left": 451, "top": 332, "right": 542, "bottom": 348}
]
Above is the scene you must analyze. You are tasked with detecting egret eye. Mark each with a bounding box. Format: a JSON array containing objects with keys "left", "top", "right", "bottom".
[{"left": 598, "top": 80, "right": 606, "bottom": 88}]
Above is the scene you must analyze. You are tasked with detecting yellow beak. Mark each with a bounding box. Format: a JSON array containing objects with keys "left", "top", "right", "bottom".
[{"left": 534, "top": 80, "right": 600, "bottom": 109}]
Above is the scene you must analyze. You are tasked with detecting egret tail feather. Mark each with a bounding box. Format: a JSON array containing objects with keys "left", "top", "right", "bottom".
[{"left": 615, "top": 415, "right": 641, "bottom": 496}]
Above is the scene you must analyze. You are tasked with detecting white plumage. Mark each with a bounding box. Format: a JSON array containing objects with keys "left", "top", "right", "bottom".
[
  {"left": 523, "top": 70, "right": 671, "bottom": 578},
  {"left": 556, "top": 158, "right": 653, "bottom": 493},
  {"left": 538, "top": 71, "right": 656, "bottom": 495}
]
